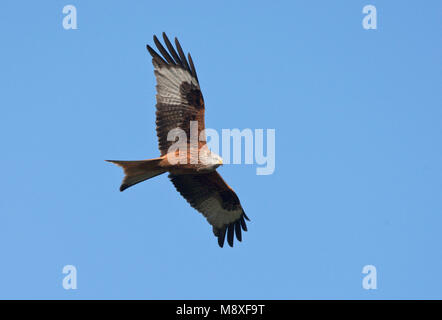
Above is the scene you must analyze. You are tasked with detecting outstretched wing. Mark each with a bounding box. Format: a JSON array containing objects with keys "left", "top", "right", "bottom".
[
  {"left": 169, "top": 171, "right": 250, "bottom": 247},
  {"left": 146, "top": 33, "right": 206, "bottom": 156}
]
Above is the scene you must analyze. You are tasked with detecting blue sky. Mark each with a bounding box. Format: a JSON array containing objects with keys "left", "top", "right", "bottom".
[{"left": 0, "top": 1, "right": 441, "bottom": 299}]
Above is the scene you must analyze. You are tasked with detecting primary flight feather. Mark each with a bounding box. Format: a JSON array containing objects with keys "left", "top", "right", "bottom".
[{"left": 107, "top": 33, "right": 249, "bottom": 247}]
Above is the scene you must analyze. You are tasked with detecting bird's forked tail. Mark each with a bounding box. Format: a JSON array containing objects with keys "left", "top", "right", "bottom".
[{"left": 106, "top": 158, "right": 166, "bottom": 191}]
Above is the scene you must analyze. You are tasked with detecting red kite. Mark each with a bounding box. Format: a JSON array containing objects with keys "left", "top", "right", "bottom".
[{"left": 107, "top": 33, "right": 249, "bottom": 247}]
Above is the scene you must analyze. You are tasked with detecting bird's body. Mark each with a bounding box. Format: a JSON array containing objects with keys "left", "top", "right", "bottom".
[{"left": 107, "top": 33, "right": 249, "bottom": 247}]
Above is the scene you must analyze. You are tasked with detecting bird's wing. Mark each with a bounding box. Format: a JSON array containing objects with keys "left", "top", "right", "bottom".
[
  {"left": 146, "top": 33, "right": 206, "bottom": 156},
  {"left": 169, "top": 171, "right": 249, "bottom": 247}
]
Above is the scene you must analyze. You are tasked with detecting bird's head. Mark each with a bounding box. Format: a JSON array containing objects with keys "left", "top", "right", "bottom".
[
  {"left": 200, "top": 147, "right": 223, "bottom": 169},
  {"left": 214, "top": 153, "right": 223, "bottom": 167}
]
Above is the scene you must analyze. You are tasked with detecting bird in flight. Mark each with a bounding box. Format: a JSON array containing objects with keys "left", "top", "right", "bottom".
[{"left": 107, "top": 33, "right": 249, "bottom": 247}]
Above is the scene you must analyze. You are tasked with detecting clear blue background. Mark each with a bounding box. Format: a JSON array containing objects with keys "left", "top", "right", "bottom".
[{"left": 0, "top": 0, "right": 441, "bottom": 299}]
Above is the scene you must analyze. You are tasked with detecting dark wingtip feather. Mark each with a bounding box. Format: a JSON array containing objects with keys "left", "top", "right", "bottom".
[
  {"left": 235, "top": 221, "right": 242, "bottom": 242},
  {"left": 243, "top": 212, "right": 251, "bottom": 221},
  {"left": 240, "top": 216, "right": 248, "bottom": 232},
  {"left": 153, "top": 34, "right": 175, "bottom": 65},
  {"left": 175, "top": 37, "right": 191, "bottom": 73},
  {"left": 217, "top": 227, "right": 227, "bottom": 248},
  {"left": 119, "top": 184, "right": 128, "bottom": 192},
  {"left": 227, "top": 223, "right": 234, "bottom": 247},
  {"left": 187, "top": 52, "right": 199, "bottom": 83},
  {"left": 146, "top": 44, "right": 166, "bottom": 65},
  {"left": 162, "top": 32, "right": 183, "bottom": 67},
  {"left": 145, "top": 44, "right": 156, "bottom": 57}
]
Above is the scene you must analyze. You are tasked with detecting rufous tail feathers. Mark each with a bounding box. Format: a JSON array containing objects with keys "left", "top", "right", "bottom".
[{"left": 106, "top": 158, "right": 166, "bottom": 191}]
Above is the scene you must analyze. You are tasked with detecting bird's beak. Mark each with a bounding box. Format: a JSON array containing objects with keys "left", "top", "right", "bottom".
[{"left": 219, "top": 158, "right": 223, "bottom": 165}]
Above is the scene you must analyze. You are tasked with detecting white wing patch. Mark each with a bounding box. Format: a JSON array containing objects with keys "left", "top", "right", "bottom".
[
  {"left": 197, "top": 197, "right": 243, "bottom": 229},
  {"left": 153, "top": 62, "right": 199, "bottom": 106}
]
